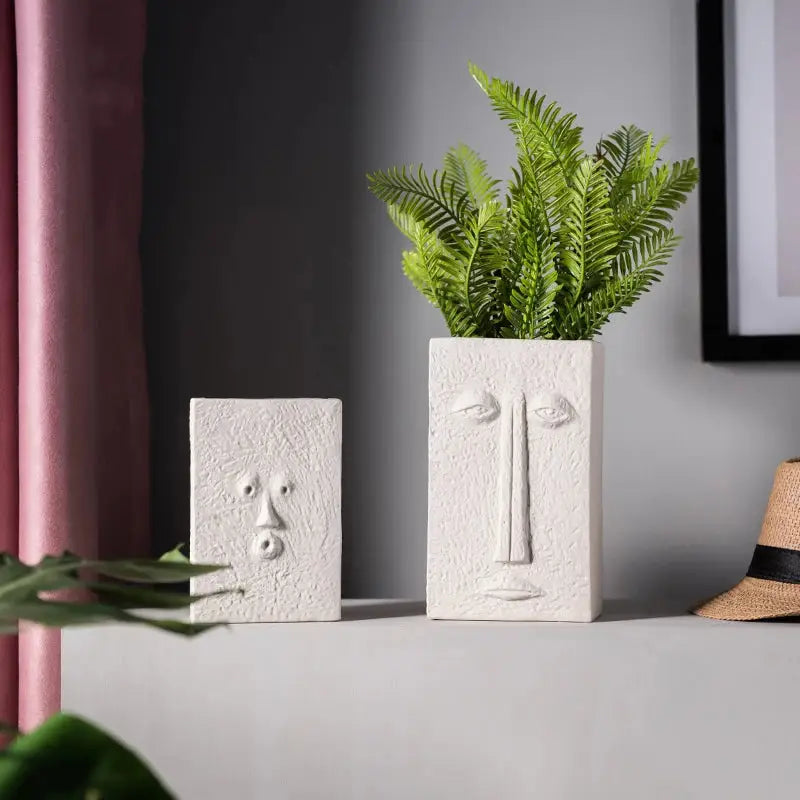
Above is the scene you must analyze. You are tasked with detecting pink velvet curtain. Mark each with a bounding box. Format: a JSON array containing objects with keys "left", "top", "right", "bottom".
[{"left": 0, "top": 0, "right": 149, "bottom": 731}]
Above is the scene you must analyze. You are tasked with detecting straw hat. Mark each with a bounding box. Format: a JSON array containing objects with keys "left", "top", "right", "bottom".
[{"left": 694, "top": 459, "right": 800, "bottom": 621}]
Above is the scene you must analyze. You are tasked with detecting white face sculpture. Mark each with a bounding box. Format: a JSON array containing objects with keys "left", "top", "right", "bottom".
[
  {"left": 427, "top": 339, "right": 600, "bottom": 621},
  {"left": 190, "top": 398, "right": 341, "bottom": 622}
]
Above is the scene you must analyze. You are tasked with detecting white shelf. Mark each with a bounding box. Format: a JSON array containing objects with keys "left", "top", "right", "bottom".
[{"left": 62, "top": 599, "right": 800, "bottom": 799}]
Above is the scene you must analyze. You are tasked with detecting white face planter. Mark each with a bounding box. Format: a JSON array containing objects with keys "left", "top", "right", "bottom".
[
  {"left": 190, "top": 398, "right": 342, "bottom": 622},
  {"left": 427, "top": 339, "right": 603, "bottom": 621}
]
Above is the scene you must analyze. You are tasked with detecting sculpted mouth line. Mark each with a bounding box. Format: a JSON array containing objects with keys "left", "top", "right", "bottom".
[{"left": 479, "top": 578, "right": 543, "bottom": 601}]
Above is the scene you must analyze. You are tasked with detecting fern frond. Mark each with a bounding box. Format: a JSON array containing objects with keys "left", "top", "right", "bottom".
[
  {"left": 485, "top": 223, "right": 514, "bottom": 333},
  {"left": 558, "top": 159, "right": 618, "bottom": 311},
  {"left": 367, "top": 166, "right": 471, "bottom": 245},
  {"left": 567, "top": 228, "right": 680, "bottom": 337},
  {"left": 390, "top": 203, "right": 502, "bottom": 337},
  {"left": 437, "top": 200, "right": 506, "bottom": 335},
  {"left": 461, "top": 201, "right": 505, "bottom": 326},
  {"left": 401, "top": 249, "right": 434, "bottom": 301},
  {"left": 389, "top": 209, "right": 442, "bottom": 306},
  {"left": 389, "top": 207, "right": 456, "bottom": 318},
  {"left": 470, "top": 59, "right": 581, "bottom": 245},
  {"left": 598, "top": 125, "right": 666, "bottom": 209},
  {"left": 616, "top": 227, "right": 680, "bottom": 278},
  {"left": 387, "top": 202, "right": 421, "bottom": 243},
  {"left": 508, "top": 150, "right": 570, "bottom": 242},
  {"left": 367, "top": 65, "right": 698, "bottom": 341},
  {"left": 443, "top": 144, "right": 500, "bottom": 208},
  {"left": 615, "top": 158, "right": 698, "bottom": 250},
  {"left": 599, "top": 124, "right": 650, "bottom": 176},
  {"left": 571, "top": 269, "right": 662, "bottom": 339},
  {"left": 469, "top": 63, "right": 583, "bottom": 181},
  {"left": 505, "top": 235, "right": 559, "bottom": 338},
  {"left": 502, "top": 167, "right": 560, "bottom": 338}
]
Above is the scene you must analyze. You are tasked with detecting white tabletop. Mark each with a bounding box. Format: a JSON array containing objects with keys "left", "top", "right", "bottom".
[{"left": 62, "top": 599, "right": 800, "bottom": 799}]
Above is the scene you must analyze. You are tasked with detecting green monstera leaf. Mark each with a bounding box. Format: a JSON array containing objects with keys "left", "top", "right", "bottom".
[
  {"left": 0, "top": 545, "right": 241, "bottom": 797},
  {"left": 0, "top": 545, "right": 240, "bottom": 636},
  {"left": 0, "top": 713, "right": 174, "bottom": 799}
]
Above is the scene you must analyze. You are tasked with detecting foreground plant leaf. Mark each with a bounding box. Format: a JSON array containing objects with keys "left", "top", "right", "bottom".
[
  {"left": 0, "top": 547, "right": 237, "bottom": 636},
  {"left": 156, "top": 543, "right": 190, "bottom": 563},
  {"left": 0, "top": 712, "right": 174, "bottom": 799},
  {"left": 87, "top": 582, "right": 239, "bottom": 610},
  {"left": 0, "top": 599, "right": 227, "bottom": 637},
  {"left": 88, "top": 553, "right": 225, "bottom": 584},
  {"left": 0, "top": 547, "right": 239, "bottom": 797}
]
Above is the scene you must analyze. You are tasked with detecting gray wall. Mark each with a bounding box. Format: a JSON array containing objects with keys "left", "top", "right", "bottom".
[{"left": 142, "top": 0, "right": 800, "bottom": 603}]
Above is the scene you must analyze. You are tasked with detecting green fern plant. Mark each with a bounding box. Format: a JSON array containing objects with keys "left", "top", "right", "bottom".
[{"left": 367, "top": 64, "right": 698, "bottom": 339}]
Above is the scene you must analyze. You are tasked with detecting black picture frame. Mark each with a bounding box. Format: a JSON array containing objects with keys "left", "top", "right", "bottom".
[{"left": 697, "top": 0, "right": 800, "bottom": 361}]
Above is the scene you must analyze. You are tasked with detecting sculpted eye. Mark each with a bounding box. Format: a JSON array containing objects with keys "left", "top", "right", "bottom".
[
  {"left": 531, "top": 393, "right": 574, "bottom": 428},
  {"left": 270, "top": 473, "right": 293, "bottom": 498},
  {"left": 449, "top": 388, "right": 500, "bottom": 423},
  {"left": 235, "top": 472, "right": 260, "bottom": 499}
]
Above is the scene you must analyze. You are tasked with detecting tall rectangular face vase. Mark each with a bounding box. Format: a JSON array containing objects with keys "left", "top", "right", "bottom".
[
  {"left": 427, "top": 339, "right": 603, "bottom": 622},
  {"left": 190, "top": 398, "right": 342, "bottom": 622}
]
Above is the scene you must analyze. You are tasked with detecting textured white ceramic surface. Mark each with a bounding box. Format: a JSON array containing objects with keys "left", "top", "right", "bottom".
[
  {"left": 190, "top": 398, "right": 342, "bottom": 622},
  {"left": 427, "top": 339, "right": 603, "bottom": 621}
]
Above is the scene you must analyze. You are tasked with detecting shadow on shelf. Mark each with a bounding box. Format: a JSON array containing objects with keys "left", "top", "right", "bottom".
[
  {"left": 342, "top": 601, "right": 425, "bottom": 621},
  {"left": 597, "top": 598, "right": 690, "bottom": 622},
  {"left": 342, "top": 599, "right": 698, "bottom": 623}
]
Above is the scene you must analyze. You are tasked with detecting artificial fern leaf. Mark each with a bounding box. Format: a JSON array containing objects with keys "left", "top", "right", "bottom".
[
  {"left": 469, "top": 63, "right": 583, "bottom": 181},
  {"left": 387, "top": 202, "right": 421, "bottom": 244},
  {"left": 570, "top": 228, "right": 681, "bottom": 337},
  {"left": 461, "top": 201, "right": 504, "bottom": 326},
  {"left": 368, "top": 64, "right": 697, "bottom": 340},
  {"left": 401, "top": 249, "right": 434, "bottom": 301},
  {"left": 471, "top": 60, "right": 580, "bottom": 241},
  {"left": 615, "top": 157, "right": 698, "bottom": 250},
  {"left": 632, "top": 133, "right": 668, "bottom": 177},
  {"left": 443, "top": 144, "right": 500, "bottom": 208},
  {"left": 390, "top": 204, "right": 488, "bottom": 336},
  {"left": 572, "top": 268, "right": 663, "bottom": 339},
  {"left": 388, "top": 203, "right": 444, "bottom": 303},
  {"left": 508, "top": 149, "right": 570, "bottom": 241},
  {"left": 599, "top": 125, "right": 666, "bottom": 209},
  {"left": 390, "top": 203, "right": 439, "bottom": 302},
  {"left": 615, "top": 227, "right": 681, "bottom": 279},
  {"left": 389, "top": 207, "right": 455, "bottom": 312},
  {"left": 599, "top": 125, "right": 650, "bottom": 177},
  {"left": 503, "top": 168, "right": 560, "bottom": 337},
  {"left": 367, "top": 165, "right": 471, "bottom": 245},
  {"left": 505, "top": 235, "right": 559, "bottom": 339},
  {"left": 558, "top": 158, "right": 618, "bottom": 310}
]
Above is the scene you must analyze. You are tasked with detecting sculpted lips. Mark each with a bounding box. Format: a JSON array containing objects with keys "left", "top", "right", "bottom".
[{"left": 479, "top": 577, "right": 543, "bottom": 601}]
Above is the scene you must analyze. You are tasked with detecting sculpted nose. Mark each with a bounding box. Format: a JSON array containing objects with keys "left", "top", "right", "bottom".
[
  {"left": 256, "top": 495, "right": 283, "bottom": 529},
  {"left": 494, "top": 392, "right": 531, "bottom": 564}
]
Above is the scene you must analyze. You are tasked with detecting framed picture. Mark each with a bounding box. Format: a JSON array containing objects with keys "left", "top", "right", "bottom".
[{"left": 697, "top": 0, "right": 800, "bottom": 360}]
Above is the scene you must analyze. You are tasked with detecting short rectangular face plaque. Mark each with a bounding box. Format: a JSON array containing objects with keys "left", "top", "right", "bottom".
[{"left": 190, "top": 398, "right": 342, "bottom": 622}]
